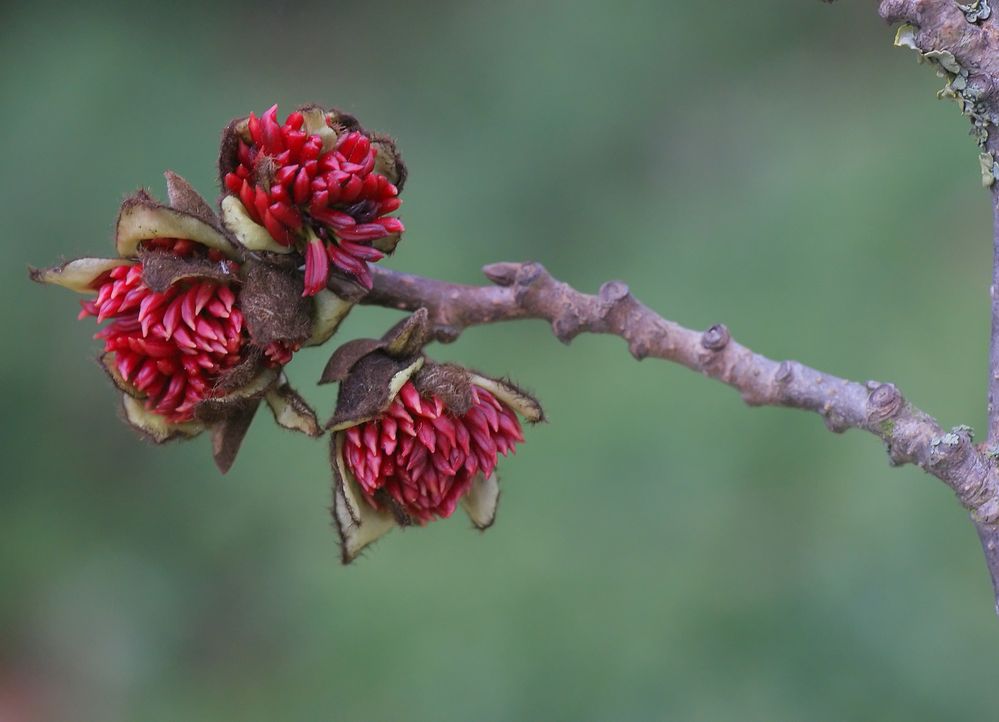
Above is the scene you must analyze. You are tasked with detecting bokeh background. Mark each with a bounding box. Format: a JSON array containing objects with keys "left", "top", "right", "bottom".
[{"left": 2, "top": 1, "right": 997, "bottom": 719}]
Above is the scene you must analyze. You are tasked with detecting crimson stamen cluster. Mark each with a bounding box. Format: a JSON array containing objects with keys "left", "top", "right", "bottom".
[
  {"left": 343, "top": 381, "right": 525, "bottom": 524},
  {"left": 79, "top": 239, "right": 292, "bottom": 421},
  {"left": 223, "top": 105, "right": 403, "bottom": 295}
]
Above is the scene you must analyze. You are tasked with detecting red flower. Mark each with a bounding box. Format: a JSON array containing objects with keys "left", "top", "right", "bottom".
[
  {"left": 81, "top": 260, "right": 239, "bottom": 422},
  {"left": 343, "top": 380, "right": 525, "bottom": 525},
  {"left": 77, "top": 243, "right": 293, "bottom": 423},
  {"left": 322, "top": 310, "right": 544, "bottom": 562},
  {"left": 31, "top": 173, "right": 339, "bottom": 471},
  {"left": 220, "top": 105, "right": 405, "bottom": 295}
]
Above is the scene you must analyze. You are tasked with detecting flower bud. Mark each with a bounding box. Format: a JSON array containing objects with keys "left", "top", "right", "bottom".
[
  {"left": 30, "top": 173, "right": 336, "bottom": 472},
  {"left": 321, "top": 311, "right": 543, "bottom": 562},
  {"left": 219, "top": 104, "right": 406, "bottom": 296}
]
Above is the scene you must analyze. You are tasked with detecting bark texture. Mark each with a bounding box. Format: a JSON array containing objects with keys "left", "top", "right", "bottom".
[{"left": 877, "top": 0, "right": 999, "bottom": 610}]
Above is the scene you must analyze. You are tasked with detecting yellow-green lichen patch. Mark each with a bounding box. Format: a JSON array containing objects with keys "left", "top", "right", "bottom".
[{"left": 893, "top": 22, "right": 998, "bottom": 157}]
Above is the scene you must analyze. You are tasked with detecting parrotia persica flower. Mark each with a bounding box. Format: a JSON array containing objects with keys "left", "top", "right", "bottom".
[
  {"left": 219, "top": 104, "right": 405, "bottom": 296},
  {"left": 28, "top": 104, "right": 548, "bottom": 566},
  {"left": 31, "top": 172, "right": 353, "bottom": 472},
  {"left": 319, "top": 310, "right": 544, "bottom": 562}
]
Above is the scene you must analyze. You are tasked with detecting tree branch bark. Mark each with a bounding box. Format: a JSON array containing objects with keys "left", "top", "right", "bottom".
[
  {"left": 365, "top": 263, "right": 999, "bottom": 541},
  {"left": 990, "top": 198, "right": 999, "bottom": 445},
  {"left": 877, "top": 0, "right": 999, "bottom": 611},
  {"left": 979, "top": 179, "right": 999, "bottom": 610}
]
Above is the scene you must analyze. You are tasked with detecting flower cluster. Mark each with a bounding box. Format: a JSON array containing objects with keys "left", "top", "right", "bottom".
[
  {"left": 220, "top": 105, "right": 405, "bottom": 295},
  {"left": 31, "top": 105, "right": 542, "bottom": 563}
]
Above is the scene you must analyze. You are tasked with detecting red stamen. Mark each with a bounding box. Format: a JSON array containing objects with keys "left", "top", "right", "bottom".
[{"left": 303, "top": 237, "right": 330, "bottom": 297}]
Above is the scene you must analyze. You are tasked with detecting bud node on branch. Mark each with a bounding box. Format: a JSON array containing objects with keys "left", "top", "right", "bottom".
[{"left": 700, "top": 324, "right": 731, "bottom": 352}]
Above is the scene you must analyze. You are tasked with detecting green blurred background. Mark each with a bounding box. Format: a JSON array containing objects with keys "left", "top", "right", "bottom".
[{"left": 3, "top": 1, "right": 998, "bottom": 719}]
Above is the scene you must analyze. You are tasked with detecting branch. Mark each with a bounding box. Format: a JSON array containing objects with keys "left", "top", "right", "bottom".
[
  {"left": 992, "top": 199, "right": 999, "bottom": 444},
  {"left": 366, "top": 262, "right": 997, "bottom": 514},
  {"left": 877, "top": 0, "right": 999, "bottom": 609},
  {"left": 985, "top": 188, "right": 999, "bottom": 608}
]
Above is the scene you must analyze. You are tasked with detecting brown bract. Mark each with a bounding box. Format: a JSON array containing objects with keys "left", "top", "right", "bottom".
[
  {"left": 240, "top": 262, "right": 313, "bottom": 348},
  {"left": 115, "top": 185, "right": 232, "bottom": 260},
  {"left": 137, "top": 248, "right": 237, "bottom": 293}
]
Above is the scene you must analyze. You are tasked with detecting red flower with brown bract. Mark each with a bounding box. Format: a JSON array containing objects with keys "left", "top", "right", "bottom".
[
  {"left": 322, "top": 310, "right": 543, "bottom": 562},
  {"left": 220, "top": 105, "right": 405, "bottom": 296},
  {"left": 81, "top": 260, "right": 242, "bottom": 422},
  {"left": 78, "top": 244, "right": 294, "bottom": 422},
  {"left": 31, "top": 173, "right": 344, "bottom": 471}
]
